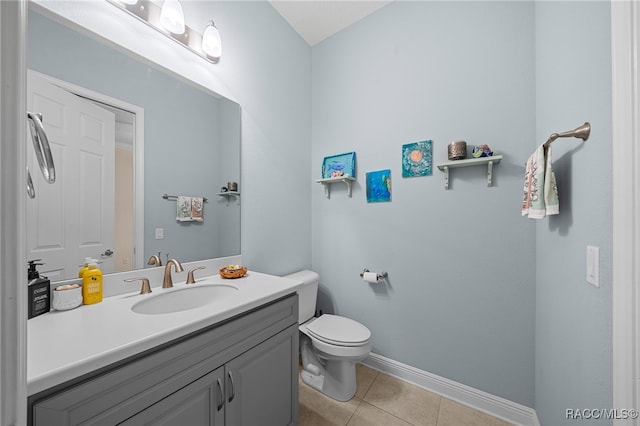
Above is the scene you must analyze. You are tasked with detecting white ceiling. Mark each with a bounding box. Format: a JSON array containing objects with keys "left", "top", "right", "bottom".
[{"left": 268, "top": 1, "right": 393, "bottom": 46}]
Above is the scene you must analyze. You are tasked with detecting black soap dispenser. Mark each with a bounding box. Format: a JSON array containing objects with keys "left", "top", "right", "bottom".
[{"left": 27, "top": 260, "right": 51, "bottom": 319}]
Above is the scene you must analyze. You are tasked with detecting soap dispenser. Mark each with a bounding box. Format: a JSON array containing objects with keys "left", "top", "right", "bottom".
[
  {"left": 78, "top": 257, "right": 92, "bottom": 278},
  {"left": 82, "top": 262, "right": 103, "bottom": 305},
  {"left": 27, "top": 260, "right": 51, "bottom": 319}
]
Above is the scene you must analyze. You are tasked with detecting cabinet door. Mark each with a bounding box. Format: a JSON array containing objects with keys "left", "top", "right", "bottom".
[
  {"left": 225, "top": 324, "right": 298, "bottom": 426},
  {"left": 119, "top": 367, "right": 225, "bottom": 426}
]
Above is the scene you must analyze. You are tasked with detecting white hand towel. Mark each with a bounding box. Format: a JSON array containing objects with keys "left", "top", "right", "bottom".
[
  {"left": 543, "top": 146, "right": 559, "bottom": 216},
  {"left": 191, "top": 197, "right": 204, "bottom": 222},
  {"left": 522, "top": 145, "right": 559, "bottom": 219},
  {"left": 176, "top": 196, "right": 193, "bottom": 221}
]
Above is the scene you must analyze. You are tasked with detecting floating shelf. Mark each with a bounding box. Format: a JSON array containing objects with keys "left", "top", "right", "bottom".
[
  {"left": 436, "top": 155, "right": 503, "bottom": 189},
  {"left": 217, "top": 191, "right": 240, "bottom": 205},
  {"left": 315, "top": 177, "right": 356, "bottom": 199}
]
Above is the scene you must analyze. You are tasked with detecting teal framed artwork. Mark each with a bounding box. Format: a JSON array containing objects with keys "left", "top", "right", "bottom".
[
  {"left": 366, "top": 169, "right": 391, "bottom": 203},
  {"left": 402, "top": 140, "right": 432, "bottom": 177}
]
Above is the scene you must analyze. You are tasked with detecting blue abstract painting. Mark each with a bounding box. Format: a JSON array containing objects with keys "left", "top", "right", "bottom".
[
  {"left": 402, "top": 140, "right": 432, "bottom": 177},
  {"left": 366, "top": 169, "right": 391, "bottom": 203}
]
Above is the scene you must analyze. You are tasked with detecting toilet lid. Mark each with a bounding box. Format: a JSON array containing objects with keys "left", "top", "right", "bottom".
[{"left": 306, "top": 314, "right": 371, "bottom": 347}]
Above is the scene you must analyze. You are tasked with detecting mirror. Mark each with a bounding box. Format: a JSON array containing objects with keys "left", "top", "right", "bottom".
[{"left": 26, "top": 7, "right": 241, "bottom": 282}]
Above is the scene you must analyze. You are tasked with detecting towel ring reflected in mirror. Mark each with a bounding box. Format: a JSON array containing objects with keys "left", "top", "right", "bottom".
[{"left": 27, "top": 112, "right": 56, "bottom": 184}]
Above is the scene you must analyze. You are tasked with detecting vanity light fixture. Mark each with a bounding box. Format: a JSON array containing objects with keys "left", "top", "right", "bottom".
[
  {"left": 110, "top": 0, "right": 222, "bottom": 64},
  {"left": 202, "top": 21, "right": 222, "bottom": 60},
  {"left": 160, "top": 0, "right": 185, "bottom": 35}
]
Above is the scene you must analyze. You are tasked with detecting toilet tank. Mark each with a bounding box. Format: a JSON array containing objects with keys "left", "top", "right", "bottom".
[{"left": 284, "top": 270, "right": 319, "bottom": 323}]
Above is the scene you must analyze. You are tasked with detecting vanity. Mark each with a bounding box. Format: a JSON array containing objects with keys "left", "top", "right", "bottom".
[{"left": 27, "top": 271, "right": 303, "bottom": 426}]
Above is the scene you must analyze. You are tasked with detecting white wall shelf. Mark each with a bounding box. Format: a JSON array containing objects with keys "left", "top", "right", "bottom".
[
  {"left": 436, "top": 155, "right": 503, "bottom": 189},
  {"left": 217, "top": 191, "right": 240, "bottom": 205},
  {"left": 315, "top": 177, "right": 356, "bottom": 199}
]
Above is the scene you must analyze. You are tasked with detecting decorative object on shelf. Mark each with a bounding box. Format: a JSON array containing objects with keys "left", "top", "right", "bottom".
[
  {"left": 437, "top": 155, "right": 503, "bottom": 189},
  {"left": 472, "top": 144, "right": 493, "bottom": 158},
  {"left": 109, "top": 0, "right": 223, "bottom": 63},
  {"left": 447, "top": 140, "right": 467, "bottom": 160},
  {"left": 227, "top": 181, "right": 238, "bottom": 192},
  {"left": 322, "top": 152, "right": 356, "bottom": 179},
  {"left": 402, "top": 140, "right": 433, "bottom": 177},
  {"left": 366, "top": 169, "right": 392, "bottom": 203},
  {"left": 220, "top": 186, "right": 228, "bottom": 192},
  {"left": 219, "top": 264, "right": 248, "bottom": 279}
]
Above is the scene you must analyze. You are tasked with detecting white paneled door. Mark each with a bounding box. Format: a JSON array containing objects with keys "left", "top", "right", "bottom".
[{"left": 27, "top": 71, "right": 115, "bottom": 281}]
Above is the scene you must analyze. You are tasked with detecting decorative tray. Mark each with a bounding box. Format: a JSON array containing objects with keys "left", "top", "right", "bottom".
[
  {"left": 219, "top": 265, "right": 248, "bottom": 279},
  {"left": 322, "top": 151, "right": 356, "bottom": 179}
]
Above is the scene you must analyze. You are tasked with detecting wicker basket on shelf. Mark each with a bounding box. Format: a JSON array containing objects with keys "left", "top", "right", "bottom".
[{"left": 219, "top": 265, "right": 248, "bottom": 279}]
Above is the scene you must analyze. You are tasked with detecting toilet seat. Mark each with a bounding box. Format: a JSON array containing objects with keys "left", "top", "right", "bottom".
[{"left": 305, "top": 314, "right": 371, "bottom": 347}]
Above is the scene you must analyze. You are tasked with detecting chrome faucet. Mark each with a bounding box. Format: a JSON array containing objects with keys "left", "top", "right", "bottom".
[
  {"left": 163, "top": 259, "right": 184, "bottom": 288},
  {"left": 148, "top": 253, "right": 162, "bottom": 267}
]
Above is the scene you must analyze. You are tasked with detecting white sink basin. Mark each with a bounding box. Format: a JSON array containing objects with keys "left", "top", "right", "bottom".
[{"left": 131, "top": 285, "right": 238, "bottom": 315}]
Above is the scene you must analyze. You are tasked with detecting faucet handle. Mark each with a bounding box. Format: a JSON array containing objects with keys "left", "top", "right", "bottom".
[
  {"left": 125, "top": 277, "right": 152, "bottom": 294},
  {"left": 186, "top": 266, "right": 206, "bottom": 284}
]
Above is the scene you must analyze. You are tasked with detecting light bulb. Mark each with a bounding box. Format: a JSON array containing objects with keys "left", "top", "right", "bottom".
[
  {"left": 202, "top": 21, "right": 222, "bottom": 59},
  {"left": 160, "top": 0, "right": 185, "bottom": 34}
]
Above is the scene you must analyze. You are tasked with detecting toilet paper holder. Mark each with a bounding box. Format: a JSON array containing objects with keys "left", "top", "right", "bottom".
[{"left": 360, "top": 268, "right": 388, "bottom": 281}]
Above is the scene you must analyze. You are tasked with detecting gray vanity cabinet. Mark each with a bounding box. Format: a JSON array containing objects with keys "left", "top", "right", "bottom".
[
  {"left": 120, "top": 367, "right": 225, "bottom": 426},
  {"left": 29, "top": 294, "right": 299, "bottom": 426}
]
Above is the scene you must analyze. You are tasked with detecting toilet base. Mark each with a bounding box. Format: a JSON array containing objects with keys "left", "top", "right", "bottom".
[
  {"left": 300, "top": 334, "right": 359, "bottom": 401},
  {"left": 300, "top": 360, "right": 358, "bottom": 402}
]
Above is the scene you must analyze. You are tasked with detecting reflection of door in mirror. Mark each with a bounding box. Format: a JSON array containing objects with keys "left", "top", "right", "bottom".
[{"left": 27, "top": 71, "right": 135, "bottom": 281}]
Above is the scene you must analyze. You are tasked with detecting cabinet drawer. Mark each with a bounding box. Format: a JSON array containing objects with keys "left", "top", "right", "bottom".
[{"left": 30, "top": 294, "right": 297, "bottom": 426}]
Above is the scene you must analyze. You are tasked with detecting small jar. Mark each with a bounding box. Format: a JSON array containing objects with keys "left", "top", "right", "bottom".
[
  {"left": 52, "top": 284, "right": 82, "bottom": 311},
  {"left": 448, "top": 141, "right": 467, "bottom": 160},
  {"left": 227, "top": 182, "right": 238, "bottom": 192}
]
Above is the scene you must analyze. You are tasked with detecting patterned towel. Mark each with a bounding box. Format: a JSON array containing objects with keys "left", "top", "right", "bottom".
[
  {"left": 191, "top": 197, "right": 204, "bottom": 222},
  {"left": 176, "top": 196, "right": 193, "bottom": 221},
  {"left": 522, "top": 145, "right": 559, "bottom": 219}
]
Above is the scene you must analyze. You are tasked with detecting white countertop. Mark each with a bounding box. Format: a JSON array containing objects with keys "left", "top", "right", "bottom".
[{"left": 27, "top": 271, "right": 303, "bottom": 396}]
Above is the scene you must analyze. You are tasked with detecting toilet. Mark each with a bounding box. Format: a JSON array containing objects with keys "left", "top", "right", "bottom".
[{"left": 285, "top": 270, "right": 372, "bottom": 401}]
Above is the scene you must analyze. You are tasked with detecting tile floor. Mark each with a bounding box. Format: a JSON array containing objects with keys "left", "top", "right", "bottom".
[{"left": 298, "top": 363, "right": 513, "bottom": 426}]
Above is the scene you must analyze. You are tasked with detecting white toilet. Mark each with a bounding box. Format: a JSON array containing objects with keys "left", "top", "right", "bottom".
[{"left": 285, "top": 270, "right": 372, "bottom": 401}]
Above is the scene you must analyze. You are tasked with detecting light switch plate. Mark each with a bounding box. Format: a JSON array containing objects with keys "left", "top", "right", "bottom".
[
  {"left": 155, "top": 228, "right": 164, "bottom": 240},
  {"left": 586, "top": 245, "right": 600, "bottom": 287}
]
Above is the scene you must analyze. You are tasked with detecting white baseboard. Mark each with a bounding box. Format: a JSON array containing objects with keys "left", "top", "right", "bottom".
[{"left": 361, "top": 353, "right": 540, "bottom": 426}]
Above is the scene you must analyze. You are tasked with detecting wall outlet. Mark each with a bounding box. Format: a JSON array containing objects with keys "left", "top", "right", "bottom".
[
  {"left": 155, "top": 228, "right": 164, "bottom": 240},
  {"left": 586, "top": 245, "right": 600, "bottom": 287}
]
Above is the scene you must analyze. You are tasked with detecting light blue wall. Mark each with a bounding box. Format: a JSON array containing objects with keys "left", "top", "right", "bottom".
[
  {"left": 181, "top": 1, "right": 313, "bottom": 274},
  {"left": 311, "top": 1, "right": 537, "bottom": 407},
  {"left": 534, "top": 2, "right": 613, "bottom": 425}
]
